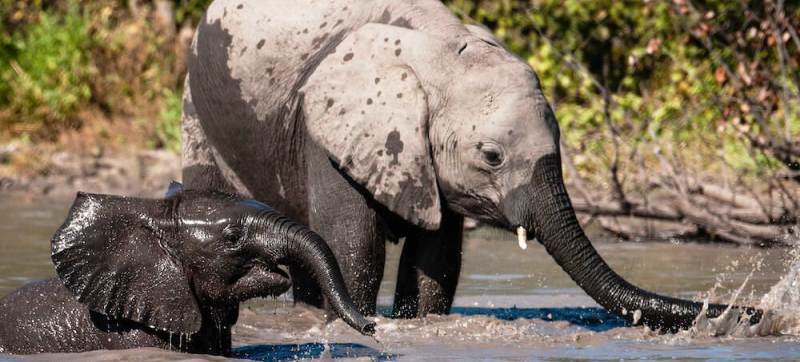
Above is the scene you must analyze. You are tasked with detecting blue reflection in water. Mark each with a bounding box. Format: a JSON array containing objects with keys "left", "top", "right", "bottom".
[
  {"left": 376, "top": 305, "right": 628, "bottom": 332},
  {"left": 449, "top": 306, "right": 628, "bottom": 332},
  {"left": 232, "top": 343, "right": 396, "bottom": 361}
]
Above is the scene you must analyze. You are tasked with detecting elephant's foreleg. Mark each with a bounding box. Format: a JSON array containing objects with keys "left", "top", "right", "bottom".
[
  {"left": 393, "top": 209, "right": 463, "bottom": 318},
  {"left": 303, "top": 142, "right": 386, "bottom": 315}
]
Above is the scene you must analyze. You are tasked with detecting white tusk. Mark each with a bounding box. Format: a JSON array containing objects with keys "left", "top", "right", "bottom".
[{"left": 516, "top": 226, "right": 528, "bottom": 250}]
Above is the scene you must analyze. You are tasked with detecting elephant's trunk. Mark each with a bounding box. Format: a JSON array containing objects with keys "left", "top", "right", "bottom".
[
  {"left": 503, "top": 154, "right": 761, "bottom": 331},
  {"left": 274, "top": 216, "right": 376, "bottom": 336}
]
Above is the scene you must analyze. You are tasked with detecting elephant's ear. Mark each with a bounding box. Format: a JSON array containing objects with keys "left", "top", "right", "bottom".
[
  {"left": 51, "top": 192, "right": 201, "bottom": 334},
  {"left": 302, "top": 24, "right": 441, "bottom": 229}
]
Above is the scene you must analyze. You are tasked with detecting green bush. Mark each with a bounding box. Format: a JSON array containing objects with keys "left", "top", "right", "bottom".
[
  {"left": 175, "top": 0, "right": 213, "bottom": 25},
  {"left": 152, "top": 89, "right": 182, "bottom": 153},
  {"left": 0, "top": 0, "right": 187, "bottom": 148},
  {"left": 0, "top": 1, "right": 93, "bottom": 136}
]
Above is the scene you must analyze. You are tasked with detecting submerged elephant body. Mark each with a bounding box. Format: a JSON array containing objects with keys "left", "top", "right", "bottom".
[
  {"left": 0, "top": 186, "right": 373, "bottom": 355},
  {"left": 0, "top": 278, "right": 226, "bottom": 354},
  {"left": 184, "top": 0, "right": 759, "bottom": 329}
]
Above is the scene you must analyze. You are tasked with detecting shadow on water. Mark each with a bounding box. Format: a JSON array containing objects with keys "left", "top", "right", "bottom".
[
  {"left": 232, "top": 343, "right": 397, "bottom": 361},
  {"left": 378, "top": 305, "right": 628, "bottom": 333},
  {"left": 449, "top": 306, "right": 628, "bottom": 332}
]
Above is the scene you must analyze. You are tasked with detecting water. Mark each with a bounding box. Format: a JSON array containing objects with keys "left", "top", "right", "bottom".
[{"left": 1, "top": 195, "right": 799, "bottom": 361}]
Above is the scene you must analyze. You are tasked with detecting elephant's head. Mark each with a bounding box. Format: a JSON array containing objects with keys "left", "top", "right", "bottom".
[
  {"left": 50, "top": 183, "right": 375, "bottom": 335},
  {"left": 301, "top": 23, "right": 759, "bottom": 330}
]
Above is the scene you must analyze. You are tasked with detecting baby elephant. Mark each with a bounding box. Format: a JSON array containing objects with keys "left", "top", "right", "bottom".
[{"left": 0, "top": 183, "right": 374, "bottom": 355}]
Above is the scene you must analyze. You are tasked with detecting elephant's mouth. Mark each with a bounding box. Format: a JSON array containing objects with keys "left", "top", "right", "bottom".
[{"left": 231, "top": 263, "right": 292, "bottom": 300}]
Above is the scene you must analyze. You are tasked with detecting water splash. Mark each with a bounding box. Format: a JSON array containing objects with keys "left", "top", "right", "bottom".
[
  {"left": 688, "top": 229, "right": 800, "bottom": 337},
  {"left": 751, "top": 233, "right": 800, "bottom": 336}
]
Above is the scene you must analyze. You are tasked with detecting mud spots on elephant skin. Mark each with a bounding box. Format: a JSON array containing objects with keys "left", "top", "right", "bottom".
[
  {"left": 311, "top": 33, "right": 329, "bottom": 50},
  {"left": 325, "top": 98, "right": 335, "bottom": 112},
  {"left": 366, "top": 98, "right": 373, "bottom": 105},
  {"left": 343, "top": 52, "right": 354, "bottom": 62},
  {"left": 395, "top": 48, "right": 402, "bottom": 57},
  {"left": 401, "top": 72, "right": 408, "bottom": 81},
  {"left": 391, "top": 17, "right": 413, "bottom": 30},
  {"left": 395, "top": 167, "right": 437, "bottom": 219},
  {"left": 377, "top": 9, "right": 392, "bottom": 24},
  {"left": 385, "top": 130, "right": 404, "bottom": 166},
  {"left": 376, "top": 9, "right": 414, "bottom": 30},
  {"left": 257, "top": 39, "right": 266, "bottom": 49},
  {"left": 375, "top": 77, "right": 381, "bottom": 84},
  {"left": 320, "top": 22, "right": 328, "bottom": 29}
]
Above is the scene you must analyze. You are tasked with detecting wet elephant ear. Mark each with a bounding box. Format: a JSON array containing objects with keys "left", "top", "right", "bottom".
[
  {"left": 50, "top": 192, "right": 202, "bottom": 334},
  {"left": 302, "top": 23, "right": 441, "bottom": 230}
]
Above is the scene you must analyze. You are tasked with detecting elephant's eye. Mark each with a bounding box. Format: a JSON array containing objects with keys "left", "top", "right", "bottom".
[
  {"left": 478, "top": 143, "right": 505, "bottom": 167},
  {"left": 222, "top": 225, "right": 245, "bottom": 243}
]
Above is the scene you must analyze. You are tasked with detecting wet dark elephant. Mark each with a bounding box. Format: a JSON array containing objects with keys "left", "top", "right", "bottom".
[
  {"left": 0, "top": 183, "right": 373, "bottom": 355},
  {"left": 182, "top": 0, "right": 760, "bottom": 330}
]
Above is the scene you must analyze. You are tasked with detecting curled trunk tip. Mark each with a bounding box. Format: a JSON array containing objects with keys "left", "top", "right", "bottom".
[{"left": 279, "top": 217, "right": 376, "bottom": 336}]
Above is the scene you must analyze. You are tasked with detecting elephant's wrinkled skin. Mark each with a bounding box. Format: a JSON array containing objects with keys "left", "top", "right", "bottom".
[
  {"left": 0, "top": 184, "right": 374, "bottom": 355},
  {"left": 183, "top": 0, "right": 760, "bottom": 330}
]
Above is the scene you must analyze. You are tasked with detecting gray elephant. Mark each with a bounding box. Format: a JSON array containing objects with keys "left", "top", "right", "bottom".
[
  {"left": 182, "top": 0, "right": 760, "bottom": 330},
  {"left": 0, "top": 183, "right": 374, "bottom": 355}
]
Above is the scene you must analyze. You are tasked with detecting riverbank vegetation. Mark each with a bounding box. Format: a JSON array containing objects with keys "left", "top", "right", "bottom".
[{"left": 1, "top": 0, "right": 797, "bottom": 244}]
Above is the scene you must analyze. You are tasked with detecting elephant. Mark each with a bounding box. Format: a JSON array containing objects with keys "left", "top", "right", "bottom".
[
  {"left": 0, "top": 183, "right": 374, "bottom": 355},
  {"left": 182, "top": 0, "right": 760, "bottom": 330}
]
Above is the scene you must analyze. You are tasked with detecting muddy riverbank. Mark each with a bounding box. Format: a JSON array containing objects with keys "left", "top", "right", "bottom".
[{"left": 0, "top": 148, "right": 180, "bottom": 198}]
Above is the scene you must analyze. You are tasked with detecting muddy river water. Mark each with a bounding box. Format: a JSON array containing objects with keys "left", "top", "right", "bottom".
[{"left": 1, "top": 195, "right": 799, "bottom": 361}]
